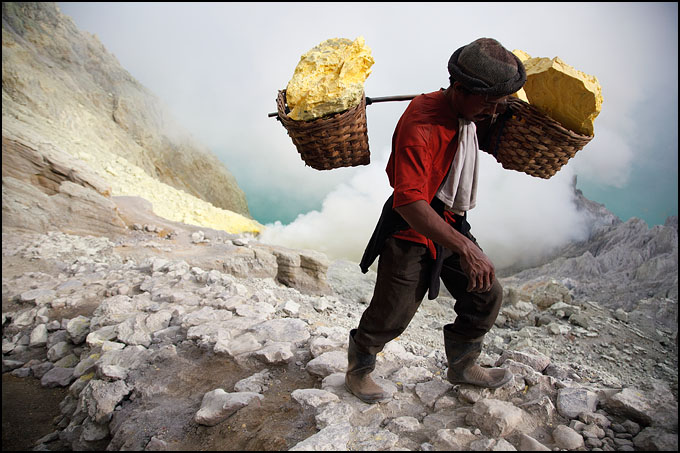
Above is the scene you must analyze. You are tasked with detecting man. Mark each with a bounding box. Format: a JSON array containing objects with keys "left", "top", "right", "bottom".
[{"left": 346, "top": 38, "right": 527, "bottom": 403}]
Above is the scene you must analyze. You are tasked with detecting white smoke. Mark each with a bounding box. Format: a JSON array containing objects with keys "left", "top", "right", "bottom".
[
  {"left": 259, "top": 151, "right": 392, "bottom": 262},
  {"left": 470, "top": 152, "right": 591, "bottom": 270},
  {"left": 259, "top": 148, "right": 592, "bottom": 271},
  {"left": 567, "top": 125, "right": 634, "bottom": 188}
]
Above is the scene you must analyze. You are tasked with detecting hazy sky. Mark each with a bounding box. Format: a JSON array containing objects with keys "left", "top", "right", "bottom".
[{"left": 57, "top": 2, "right": 678, "bottom": 266}]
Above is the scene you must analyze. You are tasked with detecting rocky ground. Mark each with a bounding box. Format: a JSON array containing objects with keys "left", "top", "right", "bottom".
[{"left": 2, "top": 199, "right": 677, "bottom": 451}]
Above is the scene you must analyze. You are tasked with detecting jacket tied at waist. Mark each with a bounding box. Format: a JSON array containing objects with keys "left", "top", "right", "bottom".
[{"left": 359, "top": 194, "right": 474, "bottom": 300}]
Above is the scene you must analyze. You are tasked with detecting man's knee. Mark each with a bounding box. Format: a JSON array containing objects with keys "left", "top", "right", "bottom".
[
  {"left": 489, "top": 278, "right": 503, "bottom": 307},
  {"left": 469, "top": 279, "right": 504, "bottom": 336}
]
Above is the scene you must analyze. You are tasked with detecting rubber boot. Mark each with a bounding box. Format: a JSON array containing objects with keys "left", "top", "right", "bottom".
[
  {"left": 443, "top": 327, "right": 513, "bottom": 389},
  {"left": 345, "top": 329, "right": 389, "bottom": 404}
]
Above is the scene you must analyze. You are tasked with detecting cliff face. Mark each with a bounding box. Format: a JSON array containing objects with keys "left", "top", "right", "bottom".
[
  {"left": 2, "top": 2, "right": 250, "bottom": 217},
  {"left": 501, "top": 185, "right": 678, "bottom": 336}
]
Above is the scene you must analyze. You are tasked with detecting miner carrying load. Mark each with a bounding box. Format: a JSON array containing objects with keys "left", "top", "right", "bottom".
[{"left": 346, "top": 38, "right": 527, "bottom": 403}]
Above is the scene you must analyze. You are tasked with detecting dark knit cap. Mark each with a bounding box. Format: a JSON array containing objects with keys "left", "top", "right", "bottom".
[{"left": 448, "top": 38, "right": 526, "bottom": 96}]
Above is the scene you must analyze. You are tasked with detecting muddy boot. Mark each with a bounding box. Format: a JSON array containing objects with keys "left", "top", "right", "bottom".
[
  {"left": 345, "top": 329, "right": 389, "bottom": 404},
  {"left": 443, "top": 326, "right": 512, "bottom": 389}
]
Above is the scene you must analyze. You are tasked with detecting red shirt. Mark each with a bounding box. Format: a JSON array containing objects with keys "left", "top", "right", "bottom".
[{"left": 386, "top": 89, "right": 460, "bottom": 258}]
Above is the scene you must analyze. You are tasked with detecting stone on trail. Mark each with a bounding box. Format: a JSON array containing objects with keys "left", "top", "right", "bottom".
[
  {"left": 552, "top": 424, "right": 585, "bottom": 450},
  {"left": 465, "top": 398, "right": 527, "bottom": 438},
  {"left": 291, "top": 388, "right": 340, "bottom": 410},
  {"left": 194, "top": 389, "right": 263, "bottom": 427},
  {"left": 305, "top": 350, "right": 347, "bottom": 378},
  {"left": 556, "top": 387, "right": 598, "bottom": 419},
  {"left": 288, "top": 422, "right": 352, "bottom": 451}
]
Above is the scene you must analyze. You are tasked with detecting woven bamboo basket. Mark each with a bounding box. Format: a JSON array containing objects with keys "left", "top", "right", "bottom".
[
  {"left": 275, "top": 89, "right": 370, "bottom": 170},
  {"left": 481, "top": 97, "right": 594, "bottom": 179}
]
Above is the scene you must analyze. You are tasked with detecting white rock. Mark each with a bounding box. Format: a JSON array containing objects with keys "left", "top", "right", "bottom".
[
  {"left": 215, "top": 332, "right": 261, "bottom": 358},
  {"left": 552, "top": 425, "right": 585, "bottom": 450},
  {"left": 349, "top": 426, "right": 399, "bottom": 450},
  {"left": 466, "top": 398, "right": 527, "bottom": 438},
  {"left": 86, "top": 325, "right": 118, "bottom": 348},
  {"left": 313, "top": 298, "right": 330, "bottom": 312},
  {"left": 292, "top": 388, "right": 340, "bottom": 410},
  {"left": 235, "top": 301, "right": 276, "bottom": 319},
  {"left": 387, "top": 416, "right": 421, "bottom": 433},
  {"left": 29, "top": 323, "right": 48, "bottom": 347},
  {"left": 289, "top": 422, "right": 352, "bottom": 451},
  {"left": 281, "top": 300, "right": 300, "bottom": 317},
  {"left": 194, "top": 389, "right": 263, "bottom": 426},
  {"left": 116, "top": 313, "right": 152, "bottom": 347},
  {"left": 492, "top": 438, "right": 518, "bottom": 451},
  {"left": 99, "top": 365, "right": 127, "bottom": 381},
  {"left": 495, "top": 347, "right": 551, "bottom": 373},
  {"left": 80, "top": 417, "right": 109, "bottom": 442},
  {"left": 519, "top": 433, "right": 552, "bottom": 451},
  {"left": 434, "top": 427, "right": 478, "bottom": 451},
  {"left": 315, "top": 402, "right": 355, "bottom": 429},
  {"left": 101, "top": 341, "right": 126, "bottom": 352},
  {"left": 252, "top": 342, "right": 295, "bottom": 364},
  {"left": 556, "top": 387, "right": 598, "bottom": 419},
  {"left": 12, "top": 308, "right": 37, "bottom": 328},
  {"left": 47, "top": 341, "right": 72, "bottom": 362},
  {"left": 20, "top": 288, "right": 56, "bottom": 304},
  {"left": 320, "top": 372, "right": 347, "bottom": 393},
  {"left": 81, "top": 379, "right": 132, "bottom": 423},
  {"left": 233, "top": 369, "right": 271, "bottom": 393},
  {"left": 391, "top": 366, "right": 433, "bottom": 385},
  {"left": 309, "top": 336, "right": 344, "bottom": 358},
  {"left": 181, "top": 306, "right": 232, "bottom": 327},
  {"left": 415, "top": 379, "right": 453, "bottom": 408},
  {"left": 305, "top": 350, "right": 347, "bottom": 378},
  {"left": 248, "top": 318, "right": 310, "bottom": 346}
]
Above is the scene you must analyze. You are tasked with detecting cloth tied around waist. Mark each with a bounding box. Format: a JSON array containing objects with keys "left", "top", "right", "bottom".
[{"left": 359, "top": 195, "right": 473, "bottom": 300}]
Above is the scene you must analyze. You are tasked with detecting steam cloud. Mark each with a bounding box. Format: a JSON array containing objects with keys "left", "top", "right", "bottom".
[{"left": 259, "top": 149, "right": 592, "bottom": 271}]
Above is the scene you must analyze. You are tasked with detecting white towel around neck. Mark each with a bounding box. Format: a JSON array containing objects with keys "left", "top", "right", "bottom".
[{"left": 435, "top": 118, "right": 479, "bottom": 214}]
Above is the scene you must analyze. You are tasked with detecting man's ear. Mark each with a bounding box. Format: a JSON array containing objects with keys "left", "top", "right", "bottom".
[{"left": 452, "top": 82, "right": 467, "bottom": 94}]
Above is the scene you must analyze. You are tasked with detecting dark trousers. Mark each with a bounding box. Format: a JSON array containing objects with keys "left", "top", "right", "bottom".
[{"left": 353, "top": 237, "right": 503, "bottom": 355}]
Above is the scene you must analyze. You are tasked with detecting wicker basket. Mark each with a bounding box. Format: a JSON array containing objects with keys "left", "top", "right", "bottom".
[
  {"left": 481, "top": 97, "right": 593, "bottom": 179},
  {"left": 275, "top": 90, "right": 370, "bottom": 170}
]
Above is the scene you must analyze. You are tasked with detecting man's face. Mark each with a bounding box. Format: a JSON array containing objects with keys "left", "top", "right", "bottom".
[
  {"left": 450, "top": 83, "right": 509, "bottom": 122},
  {"left": 460, "top": 92, "right": 508, "bottom": 122}
]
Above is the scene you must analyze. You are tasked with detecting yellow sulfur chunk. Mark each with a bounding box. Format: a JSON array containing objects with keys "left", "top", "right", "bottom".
[
  {"left": 510, "top": 50, "right": 602, "bottom": 136},
  {"left": 286, "top": 37, "right": 374, "bottom": 121},
  {"left": 510, "top": 49, "right": 530, "bottom": 103}
]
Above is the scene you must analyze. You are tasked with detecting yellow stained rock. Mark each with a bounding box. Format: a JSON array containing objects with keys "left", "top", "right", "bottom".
[
  {"left": 78, "top": 152, "right": 263, "bottom": 235},
  {"left": 510, "top": 50, "right": 602, "bottom": 136},
  {"left": 286, "top": 37, "right": 374, "bottom": 121}
]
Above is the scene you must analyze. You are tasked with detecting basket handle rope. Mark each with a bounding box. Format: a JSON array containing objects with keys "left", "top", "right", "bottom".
[{"left": 267, "top": 94, "right": 420, "bottom": 118}]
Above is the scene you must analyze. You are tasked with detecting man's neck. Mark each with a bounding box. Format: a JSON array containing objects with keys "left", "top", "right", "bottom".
[{"left": 443, "top": 86, "right": 462, "bottom": 120}]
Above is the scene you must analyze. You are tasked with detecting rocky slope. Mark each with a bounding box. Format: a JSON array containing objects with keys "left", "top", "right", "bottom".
[
  {"left": 2, "top": 212, "right": 677, "bottom": 451},
  {"left": 2, "top": 2, "right": 250, "bottom": 218}
]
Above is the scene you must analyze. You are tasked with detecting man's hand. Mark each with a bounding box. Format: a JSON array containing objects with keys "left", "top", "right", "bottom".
[
  {"left": 458, "top": 243, "right": 495, "bottom": 293},
  {"left": 395, "top": 200, "right": 495, "bottom": 293}
]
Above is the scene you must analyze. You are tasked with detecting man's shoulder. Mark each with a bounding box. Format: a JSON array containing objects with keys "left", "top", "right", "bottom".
[
  {"left": 403, "top": 90, "right": 447, "bottom": 117},
  {"left": 410, "top": 90, "right": 445, "bottom": 107},
  {"left": 398, "top": 90, "right": 452, "bottom": 132}
]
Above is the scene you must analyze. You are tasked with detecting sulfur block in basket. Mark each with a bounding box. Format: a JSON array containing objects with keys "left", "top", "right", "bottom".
[
  {"left": 286, "top": 37, "right": 374, "bottom": 121},
  {"left": 510, "top": 50, "right": 603, "bottom": 136}
]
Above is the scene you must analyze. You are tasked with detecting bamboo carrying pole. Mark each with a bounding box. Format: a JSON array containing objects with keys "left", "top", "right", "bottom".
[{"left": 267, "top": 94, "right": 419, "bottom": 118}]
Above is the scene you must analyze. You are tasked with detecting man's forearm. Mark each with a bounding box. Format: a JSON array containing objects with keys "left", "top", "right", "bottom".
[{"left": 394, "top": 200, "right": 474, "bottom": 256}]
